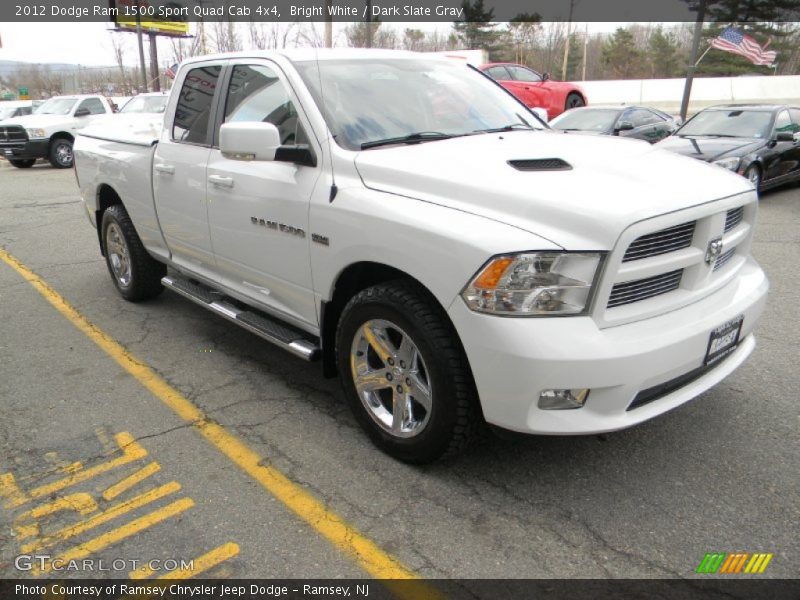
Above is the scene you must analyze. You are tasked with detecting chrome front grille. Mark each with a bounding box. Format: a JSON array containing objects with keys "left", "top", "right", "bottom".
[
  {"left": 724, "top": 206, "right": 744, "bottom": 232},
  {"left": 713, "top": 248, "right": 736, "bottom": 272},
  {"left": 622, "top": 221, "right": 696, "bottom": 262},
  {"left": 607, "top": 269, "right": 683, "bottom": 308}
]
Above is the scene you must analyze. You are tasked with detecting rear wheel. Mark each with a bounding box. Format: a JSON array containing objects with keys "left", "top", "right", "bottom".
[
  {"left": 336, "top": 281, "right": 482, "bottom": 464},
  {"left": 48, "top": 137, "right": 73, "bottom": 168},
  {"left": 101, "top": 204, "right": 165, "bottom": 301},
  {"left": 565, "top": 92, "right": 585, "bottom": 110},
  {"left": 744, "top": 164, "right": 761, "bottom": 193},
  {"left": 9, "top": 159, "right": 35, "bottom": 168}
]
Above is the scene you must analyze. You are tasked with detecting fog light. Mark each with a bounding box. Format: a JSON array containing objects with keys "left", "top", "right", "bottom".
[{"left": 538, "top": 388, "right": 589, "bottom": 410}]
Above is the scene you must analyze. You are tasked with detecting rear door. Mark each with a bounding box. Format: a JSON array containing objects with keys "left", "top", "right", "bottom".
[
  {"left": 205, "top": 60, "right": 322, "bottom": 329},
  {"left": 153, "top": 62, "right": 225, "bottom": 275}
]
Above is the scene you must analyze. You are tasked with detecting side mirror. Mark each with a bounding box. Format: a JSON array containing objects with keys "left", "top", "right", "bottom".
[
  {"left": 220, "top": 121, "right": 316, "bottom": 166},
  {"left": 775, "top": 131, "right": 794, "bottom": 142},
  {"left": 74, "top": 108, "right": 91, "bottom": 117},
  {"left": 616, "top": 121, "right": 635, "bottom": 133},
  {"left": 541, "top": 72, "right": 551, "bottom": 81},
  {"left": 220, "top": 121, "right": 281, "bottom": 161}
]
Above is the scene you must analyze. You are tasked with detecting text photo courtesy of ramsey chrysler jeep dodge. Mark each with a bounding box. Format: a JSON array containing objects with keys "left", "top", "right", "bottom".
[{"left": 74, "top": 50, "right": 768, "bottom": 463}]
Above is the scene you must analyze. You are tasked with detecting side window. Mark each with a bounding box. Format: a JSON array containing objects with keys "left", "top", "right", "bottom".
[
  {"left": 222, "top": 64, "right": 307, "bottom": 146},
  {"left": 78, "top": 98, "right": 106, "bottom": 115},
  {"left": 508, "top": 66, "right": 542, "bottom": 83},
  {"left": 625, "top": 108, "right": 657, "bottom": 128},
  {"left": 774, "top": 110, "right": 795, "bottom": 134},
  {"left": 484, "top": 66, "right": 510, "bottom": 81},
  {"left": 172, "top": 65, "right": 222, "bottom": 144},
  {"left": 789, "top": 108, "right": 800, "bottom": 131}
]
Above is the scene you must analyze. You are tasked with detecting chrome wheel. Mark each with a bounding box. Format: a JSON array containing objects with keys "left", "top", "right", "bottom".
[
  {"left": 106, "top": 222, "right": 132, "bottom": 287},
  {"left": 746, "top": 165, "right": 761, "bottom": 190},
  {"left": 350, "top": 319, "right": 432, "bottom": 438},
  {"left": 54, "top": 141, "right": 72, "bottom": 166}
]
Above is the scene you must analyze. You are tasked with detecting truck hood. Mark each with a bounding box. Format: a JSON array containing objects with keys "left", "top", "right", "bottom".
[
  {"left": 655, "top": 135, "right": 764, "bottom": 162},
  {"left": 5, "top": 113, "right": 74, "bottom": 129},
  {"left": 354, "top": 130, "right": 752, "bottom": 249}
]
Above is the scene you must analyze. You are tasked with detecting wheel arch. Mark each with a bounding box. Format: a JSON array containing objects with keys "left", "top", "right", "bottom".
[
  {"left": 319, "top": 261, "right": 464, "bottom": 378},
  {"left": 95, "top": 184, "right": 124, "bottom": 255},
  {"left": 49, "top": 131, "right": 75, "bottom": 146}
]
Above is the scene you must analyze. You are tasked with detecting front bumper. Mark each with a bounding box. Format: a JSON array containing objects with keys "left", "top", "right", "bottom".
[
  {"left": 449, "top": 256, "right": 768, "bottom": 435},
  {"left": 1, "top": 139, "right": 49, "bottom": 161}
]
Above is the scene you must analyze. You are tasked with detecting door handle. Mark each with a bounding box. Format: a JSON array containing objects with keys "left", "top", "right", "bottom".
[
  {"left": 154, "top": 164, "right": 175, "bottom": 175},
  {"left": 208, "top": 175, "right": 234, "bottom": 189}
]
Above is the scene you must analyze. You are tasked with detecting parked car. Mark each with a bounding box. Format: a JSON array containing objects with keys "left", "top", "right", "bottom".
[
  {"left": 656, "top": 104, "right": 800, "bottom": 192},
  {"left": 551, "top": 105, "right": 680, "bottom": 143},
  {"left": 0, "top": 101, "right": 33, "bottom": 121},
  {"left": 479, "top": 62, "right": 587, "bottom": 120},
  {"left": 0, "top": 94, "right": 114, "bottom": 168},
  {"left": 75, "top": 50, "right": 767, "bottom": 464},
  {"left": 119, "top": 91, "right": 170, "bottom": 114}
]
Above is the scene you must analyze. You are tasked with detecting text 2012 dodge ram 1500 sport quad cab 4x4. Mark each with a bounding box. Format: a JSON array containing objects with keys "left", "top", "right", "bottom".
[{"left": 74, "top": 50, "right": 768, "bottom": 463}]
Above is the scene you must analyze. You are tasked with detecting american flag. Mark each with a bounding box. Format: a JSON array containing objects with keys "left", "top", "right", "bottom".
[
  {"left": 710, "top": 27, "right": 777, "bottom": 66},
  {"left": 165, "top": 63, "right": 179, "bottom": 79}
]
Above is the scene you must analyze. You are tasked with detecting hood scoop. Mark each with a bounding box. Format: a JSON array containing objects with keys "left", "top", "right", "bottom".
[{"left": 508, "top": 158, "right": 572, "bottom": 171}]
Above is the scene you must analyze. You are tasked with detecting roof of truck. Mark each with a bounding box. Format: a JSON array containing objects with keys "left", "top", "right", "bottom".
[{"left": 181, "top": 48, "right": 429, "bottom": 67}]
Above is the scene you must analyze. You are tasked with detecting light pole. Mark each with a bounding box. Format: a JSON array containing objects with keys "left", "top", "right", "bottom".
[{"left": 680, "top": 0, "right": 707, "bottom": 122}]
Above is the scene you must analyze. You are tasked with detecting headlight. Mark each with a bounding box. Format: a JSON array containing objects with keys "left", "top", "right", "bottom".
[
  {"left": 26, "top": 128, "right": 47, "bottom": 139},
  {"left": 461, "top": 252, "right": 603, "bottom": 316},
  {"left": 712, "top": 157, "right": 741, "bottom": 171}
]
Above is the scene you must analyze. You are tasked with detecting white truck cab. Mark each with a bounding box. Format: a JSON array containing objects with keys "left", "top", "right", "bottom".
[
  {"left": 74, "top": 50, "right": 768, "bottom": 463},
  {"left": 1, "top": 94, "right": 112, "bottom": 168}
]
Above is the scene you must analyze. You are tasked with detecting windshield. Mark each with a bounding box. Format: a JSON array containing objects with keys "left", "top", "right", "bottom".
[
  {"left": 677, "top": 109, "right": 773, "bottom": 138},
  {"left": 121, "top": 95, "right": 168, "bottom": 114},
  {"left": 551, "top": 109, "right": 620, "bottom": 132},
  {"left": 294, "top": 58, "right": 543, "bottom": 151},
  {"left": 36, "top": 98, "right": 77, "bottom": 115},
  {"left": 0, "top": 107, "right": 19, "bottom": 120}
]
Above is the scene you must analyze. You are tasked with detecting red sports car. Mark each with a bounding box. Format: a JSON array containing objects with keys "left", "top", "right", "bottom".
[{"left": 479, "top": 63, "right": 587, "bottom": 121}]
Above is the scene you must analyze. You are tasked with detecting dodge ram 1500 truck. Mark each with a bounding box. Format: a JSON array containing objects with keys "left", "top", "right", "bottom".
[
  {"left": 74, "top": 50, "right": 769, "bottom": 463},
  {"left": 2, "top": 94, "right": 113, "bottom": 168}
]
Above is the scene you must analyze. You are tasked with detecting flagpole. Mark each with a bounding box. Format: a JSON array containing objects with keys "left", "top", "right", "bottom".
[
  {"left": 680, "top": 0, "right": 707, "bottom": 122},
  {"left": 695, "top": 45, "right": 712, "bottom": 67}
]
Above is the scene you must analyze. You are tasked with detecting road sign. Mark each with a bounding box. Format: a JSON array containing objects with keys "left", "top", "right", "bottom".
[{"left": 18, "top": 87, "right": 30, "bottom": 100}]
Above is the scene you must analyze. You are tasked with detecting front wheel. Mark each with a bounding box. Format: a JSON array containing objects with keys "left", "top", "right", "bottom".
[
  {"left": 336, "top": 281, "right": 481, "bottom": 464},
  {"left": 565, "top": 92, "right": 585, "bottom": 110},
  {"left": 101, "top": 204, "right": 165, "bottom": 301},
  {"left": 9, "top": 159, "right": 35, "bottom": 168},
  {"left": 744, "top": 164, "right": 761, "bottom": 193},
  {"left": 48, "top": 137, "right": 73, "bottom": 168}
]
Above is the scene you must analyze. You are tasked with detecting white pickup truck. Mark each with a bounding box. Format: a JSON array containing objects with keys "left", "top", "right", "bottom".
[
  {"left": 2, "top": 94, "right": 113, "bottom": 168},
  {"left": 74, "top": 50, "right": 768, "bottom": 463}
]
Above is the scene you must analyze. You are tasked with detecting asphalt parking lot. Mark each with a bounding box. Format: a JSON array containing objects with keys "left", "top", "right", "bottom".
[{"left": 0, "top": 162, "right": 798, "bottom": 582}]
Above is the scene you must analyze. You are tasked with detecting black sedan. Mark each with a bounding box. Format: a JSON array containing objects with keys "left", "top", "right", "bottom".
[
  {"left": 656, "top": 104, "right": 800, "bottom": 192},
  {"left": 549, "top": 105, "right": 680, "bottom": 143}
]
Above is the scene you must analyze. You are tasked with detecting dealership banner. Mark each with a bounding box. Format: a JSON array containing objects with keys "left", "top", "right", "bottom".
[
  {"left": 5, "top": 0, "right": 800, "bottom": 23},
  {"left": 2, "top": 579, "right": 800, "bottom": 600}
]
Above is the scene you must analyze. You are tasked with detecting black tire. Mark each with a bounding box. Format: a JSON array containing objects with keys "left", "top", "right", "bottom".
[
  {"left": 101, "top": 204, "right": 165, "bottom": 302},
  {"left": 9, "top": 159, "right": 35, "bottom": 168},
  {"left": 565, "top": 92, "right": 585, "bottom": 110},
  {"left": 336, "top": 280, "right": 481, "bottom": 464},
  {"left": 744, "top": 164, "right": 761, "bottom": 193},
  {"left": 48, "top": 137, "right": 73, "bottom": 168}
]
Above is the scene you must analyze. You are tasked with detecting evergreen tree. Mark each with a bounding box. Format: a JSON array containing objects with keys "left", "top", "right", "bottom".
[
  {"left": 648, "top": 26, "right": 681, "bottom": 78},
  {"left": 453, "top": 0, "right": 504, "bottom": 58},
  {"left": 601, "top": 28, "right": 642, "bottom": 79}
]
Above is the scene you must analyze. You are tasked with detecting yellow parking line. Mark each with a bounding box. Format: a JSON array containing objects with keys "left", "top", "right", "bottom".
[
  {"left": 158, "top": 542, "right": 240, "bottom": 579},
  {"left": 103, "top": 462, "right": 161, "bottom": 500},
  {"left": 21, "top": 481, "right": 182, "bottom": 553},
  {"left": 0, "top": 248, "right": 431, "bottom": 590},
  {"left": 33, "top": 497, "right": 195, "bottom": 575}
]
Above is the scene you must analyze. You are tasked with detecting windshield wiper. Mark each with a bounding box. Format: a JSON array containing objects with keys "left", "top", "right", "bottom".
[
  {"left": 360, "top": 132, "right": 460, "bottom": 150},
  {"left": 473, "top": 123, "right": 534, "bottom": 134}
]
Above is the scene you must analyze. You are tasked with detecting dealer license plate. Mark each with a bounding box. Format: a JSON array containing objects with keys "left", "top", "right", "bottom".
[{"left": 704, "top": 315, "right": 744, "bottom": 366}]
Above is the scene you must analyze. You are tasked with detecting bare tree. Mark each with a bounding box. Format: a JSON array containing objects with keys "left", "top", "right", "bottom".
[{"left": 212, "top": 22, "right": 242, "bottom": 53}]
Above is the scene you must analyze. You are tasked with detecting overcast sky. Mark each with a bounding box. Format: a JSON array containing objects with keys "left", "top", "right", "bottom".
[{"left": 0, "top": 21, "right": 630, "bottom": 67}]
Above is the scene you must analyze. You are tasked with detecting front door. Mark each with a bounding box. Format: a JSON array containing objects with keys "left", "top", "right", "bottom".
[
  {"left": 205, "top": 61, "right": 322, "bottom": 329},
  {"left": 153, "top": 62, "right": 224, "bottom": 274}
]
